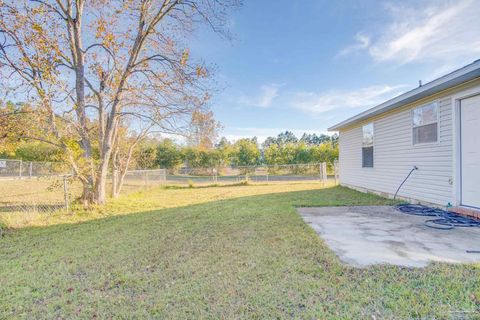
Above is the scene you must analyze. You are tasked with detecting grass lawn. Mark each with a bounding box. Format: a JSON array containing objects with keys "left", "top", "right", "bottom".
[{"left": 1, "top": 183, "right": 479, "bottom": 319}]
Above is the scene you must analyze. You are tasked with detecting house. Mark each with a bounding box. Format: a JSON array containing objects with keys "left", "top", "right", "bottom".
[{"left": 328, "top": 60, "right": 480, "bottom": 215}]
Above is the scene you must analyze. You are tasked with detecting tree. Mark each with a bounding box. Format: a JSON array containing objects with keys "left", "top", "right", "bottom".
[
  {"left": 263, "top": 143, "right": 282, "bottom": 165},
  {"left": 276, "top": 131, "right": 298, "bottom": 145},
  {"left": 156, "top": 139, "right": 182, "bottom": 169},
  {"left": 134, "top": 141, "right": 158, "bottom": 169},
  {"left": 187, "top": 110, "right": 222, "bottom": 150},
  {"left": 231, "top": 138, "right": 261, "bottom": 167},
  {"left": 11, "top": 142, "right": 62, "bottom": 162},
  {"left": 0, "top": 0, "right": 239, "bottom": 204},
  {"left": 215, "top": 136, "right": 234, "bottom": 166},
  {"left": 262, "top": 131, "right": 298, "bottom": 148},
  {"left": 331, "top": 133, "right": 339, "bottom": 148},
  {"left": 0, "top": 102, "right": 36, "bottom": 156},
  {"left": 293, "top": 142, "right": 311, "bottom": 164},
  {"left": 300, "top": 133, "right": 331, "bottom": 145},
  {"left": 262, "top": 136, "right": 278, "bottom": 148},
  {"left": 311, "top": 143, "right": 338, "bottom": 164}
]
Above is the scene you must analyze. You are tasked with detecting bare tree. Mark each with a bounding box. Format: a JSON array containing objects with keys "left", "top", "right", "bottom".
[
  {"left": 110, "top": 122, "right": 152, "bottom": 198},
  {"left": 0, "top": 0, "right": 239, "bottom": 204},
  {"left": 187, "top": 109, "right": 223, "bottom": 150}
]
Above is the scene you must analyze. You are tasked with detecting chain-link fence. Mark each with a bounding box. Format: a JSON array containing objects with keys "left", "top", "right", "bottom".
[
  {"left": 0, "top": 168, "right": 168, "bottom": 223},
  {"left": 0, "top": 175, "right": 80, "bottom": 226},
  {"left": 0, "top": 159, "right": 23, "bottom": 178},
  {"left": 0, "top": 159, "right": 70, "bottom": 179},
  {"left": 0, "top": 159, "right": 338, "bottom": 227},
  {"left": 166, "top": 162, "right": 339, "bottom": 185},
  {"left": 116, "top": 169, "right": 167, "bottom": 193},
  {"left": 0, "top": 158, "right": 339, "bottom": 185}
]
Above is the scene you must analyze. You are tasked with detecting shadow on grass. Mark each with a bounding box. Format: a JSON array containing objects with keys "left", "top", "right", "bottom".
[
  {"left": 162, "top": 180, "right": 250, "bottom": 189},
  {"left": 1, "top": 186, "right": 395, "bottom": 238},
  {"left": 0, "top": 185, "right": 477, "bottom": 319}
]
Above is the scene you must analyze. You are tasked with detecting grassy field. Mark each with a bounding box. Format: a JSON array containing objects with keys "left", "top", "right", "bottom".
[{"left": 1, "top": 183, "right": 479, "bottom": 319}]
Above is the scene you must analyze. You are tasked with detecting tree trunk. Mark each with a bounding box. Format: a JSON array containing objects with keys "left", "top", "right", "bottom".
[
  {"left": 111, "top": 144, "right": 120, "bottom": 198},
  {"left": 80, "top": 176, "right": 95, "bottom": 206},
  {"left": 110, "top": 139, "right": 138, "bottom": 199},
  {"left": 111, "top": 168, "right": 119, "bottom": 198},
  {"left": 113, "top": 167, "right": 129, "bottom": 198},
  {"left": 93, "top": 158, "right": 110, "bottom": 204}
]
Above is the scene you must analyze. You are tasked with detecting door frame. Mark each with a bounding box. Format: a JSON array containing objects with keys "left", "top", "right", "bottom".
[{"left": 451, "top": 85, "right": 480, "bottom": 207}]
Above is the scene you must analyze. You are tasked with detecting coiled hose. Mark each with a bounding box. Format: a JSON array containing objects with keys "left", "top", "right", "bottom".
[{"left": 396, "top": 204, "right": 480, "bottom": 230}]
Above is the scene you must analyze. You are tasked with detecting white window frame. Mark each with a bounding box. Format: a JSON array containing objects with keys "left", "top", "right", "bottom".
[{"left": 411, "top": 102, "right": 440, "bottom": 146}]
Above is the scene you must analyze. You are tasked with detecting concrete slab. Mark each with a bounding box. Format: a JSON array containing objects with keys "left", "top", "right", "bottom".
[{"left": 298, "top": 206, "right": 480, "bottom": 267}]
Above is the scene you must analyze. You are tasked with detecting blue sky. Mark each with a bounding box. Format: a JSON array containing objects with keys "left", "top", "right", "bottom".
[{"left": 190, "top": 0, "right": 480, "bottom": 142}]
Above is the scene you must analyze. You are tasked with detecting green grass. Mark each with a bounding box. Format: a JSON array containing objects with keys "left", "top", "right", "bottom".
[{"left": 0, "top": 183, "right": 479, "bottom": 319}]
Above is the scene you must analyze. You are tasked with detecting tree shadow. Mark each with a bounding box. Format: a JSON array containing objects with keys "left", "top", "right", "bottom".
[{"left": 0, "top": 186, "right": 393, "bottom": 237}]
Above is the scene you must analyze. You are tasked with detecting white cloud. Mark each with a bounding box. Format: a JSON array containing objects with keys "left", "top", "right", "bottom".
[
  {"left": 338, "top": 33, "right": 370, "bottom": 56},
  {"left": 341, "top": 0, "right": 480, "bottom": 66},
  {"left": 240, "top": 84, "right": 280, "bottom": 108},
  {"left": 292, "top": 85, "right": 406, "bottom": 114}
]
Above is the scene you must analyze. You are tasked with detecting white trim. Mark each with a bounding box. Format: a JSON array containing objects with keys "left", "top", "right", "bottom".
[
  {"left": 329, "top": 59, "right": 480, "bottom": 131},
  {"left": 410, "top": 101, "right": 440, "bottom": 147},
  {"left": 451, "top": 85, "right": 480, "bottom": 207}
]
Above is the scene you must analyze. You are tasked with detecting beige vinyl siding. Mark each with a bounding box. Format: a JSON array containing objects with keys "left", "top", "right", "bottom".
[{"left": 339, "top": 96, "right": 453, "bottom": 206}]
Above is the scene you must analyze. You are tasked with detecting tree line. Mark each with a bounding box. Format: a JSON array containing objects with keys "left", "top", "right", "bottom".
[
  {"left": 132, "top": 131, "right": 338, "bottom": 170},
  {"left": 1, "top": 130, "right": 338, "bottom": 170}
]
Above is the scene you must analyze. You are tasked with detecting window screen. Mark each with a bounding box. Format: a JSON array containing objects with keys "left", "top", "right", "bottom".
[
  {"left": 412, "top": 103, "right": 438, "bottom": 144},
  {"left": 362, "top": 123, "right": 374, "bottom": 168}
]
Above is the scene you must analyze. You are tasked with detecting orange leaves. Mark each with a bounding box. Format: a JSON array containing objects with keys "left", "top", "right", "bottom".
[
  {"left": 95, "top": 18, "right": 116, "bottom": 50},
  {"left": 180, "top": 49, "right": 190, "bottom": 66},
  {"left": 196, "top": 66, "right": 207, "bottom": 78},
  {"left": 95, "top": 19, "right": 107, "bottom": 39},
  {"left": 32, "top": 23, "right": 43, "bottom": 33}
]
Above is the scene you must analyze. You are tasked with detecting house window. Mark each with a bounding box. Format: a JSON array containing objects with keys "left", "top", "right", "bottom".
[
  {"left": 412, "top": 102, "right": 438, "bottom": 145},
  {"left": 362, "top": 123, "right": 374, "bottom": 168}
]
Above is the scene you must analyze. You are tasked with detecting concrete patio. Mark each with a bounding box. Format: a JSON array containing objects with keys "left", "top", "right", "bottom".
[{"left": 298, "top": 206, "right": 480, "bottom": 267}]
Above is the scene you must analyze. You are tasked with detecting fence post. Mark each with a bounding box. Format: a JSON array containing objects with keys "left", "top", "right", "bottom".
[
  {"left": 323, "top": 162, "right": 328, "bottom": 186},
  {"left": 63, "top": 175, "right": 69, "bottom": 213},
  {"left": 319, "top": 162, "right": 327, "bottom": 186},
  {"left": 29, "top": 161, "right": 33, "bottom": 178},
  {"left": 334, "top": 160, "right": 339, "bottom": 186},
  {"left": 319, "top": 163, "right": 322, "bottom": 183},
  {"left": 19, "top": 160, "right": 23, "bottom": 179}
]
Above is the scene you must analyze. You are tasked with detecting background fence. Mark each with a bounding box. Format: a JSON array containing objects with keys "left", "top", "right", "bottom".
[
  {"left": 116, "top": 169, "right": 167, "bottom": 193},
  {"left": 168, "top": 162, "right": 338, "bottom": 185},
  {"left": 0, "top": 176, "right": 80, "bottom": 216},
  {"left": 0, "top": 165, "right": 168, "bottom": 219},
  {"left": 0, "top": 159, "right": 69, "bottom": 178},
  {"left": 0, "top": 159, "right": 338, "bottom": 220}
]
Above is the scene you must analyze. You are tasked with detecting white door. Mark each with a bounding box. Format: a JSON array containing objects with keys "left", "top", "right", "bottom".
[{"left": 461, "top": 95, "right": 480, "bottom": 208}]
